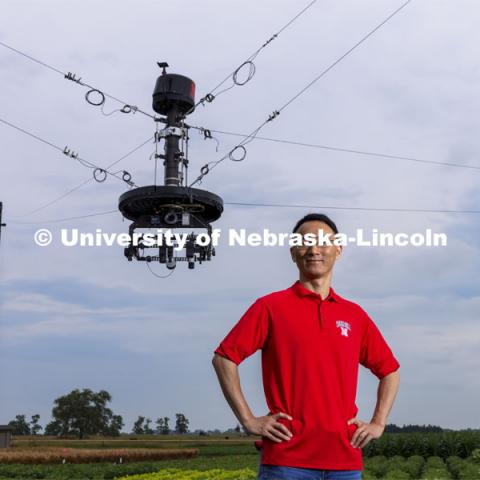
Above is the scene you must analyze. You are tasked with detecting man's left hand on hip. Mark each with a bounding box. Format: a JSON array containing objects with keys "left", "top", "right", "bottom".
[{"left": 347, "top": 417, "right": 385, "bottom": 449}]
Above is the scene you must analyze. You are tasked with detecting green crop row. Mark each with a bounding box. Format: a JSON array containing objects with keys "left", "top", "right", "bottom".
[
  {"left": 446, "top": 455, "right": 480, "bottom": 480},
  {"left": 0, "top": 454, "right": 260, "bottom": 479},
  {"left": 364, "top": 454, "right": 425, "bottom": 478},
  {"left": 364, "top": 454, "right": 480, "bottom": 479},
  {"left": 117, "top": 468, "right": 256, "bottom": 480},
  {"left": 363, "top": 432, "right": 480, "bottom": 459}
]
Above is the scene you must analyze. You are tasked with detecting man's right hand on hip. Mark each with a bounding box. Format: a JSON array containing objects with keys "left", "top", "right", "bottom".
[{"left": 243, "top": 412, "right": 293, "bottom": 443}]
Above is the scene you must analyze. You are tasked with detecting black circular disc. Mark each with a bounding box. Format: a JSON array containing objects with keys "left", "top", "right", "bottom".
[{"left": 118, "top": 185, "right": 223, "bottom": 223}]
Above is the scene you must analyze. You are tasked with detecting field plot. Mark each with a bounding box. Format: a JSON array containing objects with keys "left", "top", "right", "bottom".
[
  {"left": 0, "top": 447, "right": 198, "bottom": 464},
  {"left": 363, "top": 455, "right": 480, "bottom": 479},
  {"left": 0, "top": 435, "right": 479, "bottom": 479}
]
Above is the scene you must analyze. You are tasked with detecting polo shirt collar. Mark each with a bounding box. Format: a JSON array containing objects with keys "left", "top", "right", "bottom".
[{"left": 291, "top": 280, "right": 339, "bottom": 302}]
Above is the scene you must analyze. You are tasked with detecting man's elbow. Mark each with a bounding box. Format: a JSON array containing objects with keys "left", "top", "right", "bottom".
[{"left": 212, "top": 353, "right": 226, "bottom": 367}]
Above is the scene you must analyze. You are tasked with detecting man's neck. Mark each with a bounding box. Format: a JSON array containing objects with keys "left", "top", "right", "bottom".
[{"left": 299, "top": 275, "right": 332, "bottom": 300}]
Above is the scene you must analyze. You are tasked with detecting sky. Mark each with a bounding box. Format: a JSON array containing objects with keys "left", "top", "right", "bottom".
[{"left": 1, "top": 0, "right": 479, "bottom": 434}]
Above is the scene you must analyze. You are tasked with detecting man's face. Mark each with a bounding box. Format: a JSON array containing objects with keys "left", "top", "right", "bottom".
[{"left": 290, "top": 221, "right": 342, "bottom": 280}]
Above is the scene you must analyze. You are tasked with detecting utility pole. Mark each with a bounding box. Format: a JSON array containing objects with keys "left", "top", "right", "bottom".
[{"left": 0, "top": 202, "right": 6, "bottom": 244}]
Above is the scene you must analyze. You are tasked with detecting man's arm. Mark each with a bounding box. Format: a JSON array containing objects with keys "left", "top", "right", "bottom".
[
  {"left": 348, "top": 369, "right": 400, "bottom": 448},
  {"left": 212, "top": 353, "right": 293, "bottom": 443},
  {"left": 371, "top": 369, "right": 400, "bottom": 426}
]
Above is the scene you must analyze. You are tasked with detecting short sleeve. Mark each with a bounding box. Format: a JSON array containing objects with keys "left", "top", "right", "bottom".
[
  {"left": 359, "top": 312, "right": 400, "bottom": 379},
  {"left": 213, "top": 299, "right": 270, "bottom": 365}
]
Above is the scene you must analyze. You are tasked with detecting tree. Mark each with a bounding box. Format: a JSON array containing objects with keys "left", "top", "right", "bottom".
[
  {"left": 144, "top": 418, "right": 154, "bottom": 435},
  {"left": 30, "top": 414, "right": 42, "bottom": 435},
  {"left": 103, "top": 415, "right": 124, "bottom": 437},
  {"left": 46, "top": 388, "right": 123, "bottom": 439},
  {"left": 8, "top": 415, "right": 31, "bottom": 435},
  {"left": 44, "top": 419, "right": 62, "bottom": 436},
  {"left": 132, "top": 416, "right": 145, "bottom": 435},
  {"left": 234, "top": 424, "right": 241, "bottom": 434},
  {"left": 155, "top": 417, "right": 170, "bottom": 435},
  {"left": 175, "top": 413, "right": 189, "bottom": 434}
]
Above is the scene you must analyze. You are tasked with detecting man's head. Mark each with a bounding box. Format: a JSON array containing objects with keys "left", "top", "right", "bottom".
[{"left": 290, "top": 213, "right": 342, "bottom": 281}]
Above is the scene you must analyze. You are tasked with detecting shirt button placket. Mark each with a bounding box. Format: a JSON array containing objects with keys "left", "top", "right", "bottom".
[{"left": 317, "top": 299, "right": 324, "bottom": 329}]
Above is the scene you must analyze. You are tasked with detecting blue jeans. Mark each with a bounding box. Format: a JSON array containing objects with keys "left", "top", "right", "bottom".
[
  {"left": 257, "top": 450, "right": 362, "bottom": 480},
  {"left": 258, "top": 464, "right": 362, "bottom": 480}
]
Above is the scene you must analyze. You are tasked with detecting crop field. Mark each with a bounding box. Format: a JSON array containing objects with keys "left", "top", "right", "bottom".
[
  {"left": 0, "top": 447, "right": 199, "bottom": 464},
  {"left": 0, "top": 433, "right": 478, "bottom": 479}
]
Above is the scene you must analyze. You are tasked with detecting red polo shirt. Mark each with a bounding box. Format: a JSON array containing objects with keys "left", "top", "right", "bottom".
[{"left": 214, "top": 281, "right": 400, "bottom": 470}]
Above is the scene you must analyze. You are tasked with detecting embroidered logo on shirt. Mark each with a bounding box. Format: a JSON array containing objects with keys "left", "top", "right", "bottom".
[{"left": 336, "top": 320, "right": 351, "bottom": 337}]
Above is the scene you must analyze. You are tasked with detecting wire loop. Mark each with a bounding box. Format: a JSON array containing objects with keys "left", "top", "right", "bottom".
[
  {"left": 122, "top": 171, "right": 132, "bottom": 183},
  {"left": 85, "top": 89, "right": 105, "bottom": 106},
  {"left": 93, "top": 168, "right": 107, "bottom": 183},
  {"left": 229, "top": 145, "right": 247, "bottom": 162},
  {"left": 233, "top": 61, "right": 256, "bottom": 86}
]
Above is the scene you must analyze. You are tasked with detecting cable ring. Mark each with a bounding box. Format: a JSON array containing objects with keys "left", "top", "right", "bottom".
[
  {"left": 121, "top": 105, "right": 132, "bottom": 114},
  {"left": 85, "top": 89, "right": 106, "bottom": 106},
  {"left": 200, "top": 165, "right": 209, "bottom": 175},
  {"left": 229, "top": 145, "right": 247, "bottom": 162},
  {"left": 122, "top": 171, "right": 132, "bottom": 183},
  {"left": 233, "top": 61, "right": 256, "bottom": 86},
  {"left": 93, "top": 168, "right": 107, "bottom": 182}
]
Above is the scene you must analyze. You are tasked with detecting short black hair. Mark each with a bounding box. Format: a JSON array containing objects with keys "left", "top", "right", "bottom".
[{"left": 292, "top": 213, "right": 339, "bottom": 234}]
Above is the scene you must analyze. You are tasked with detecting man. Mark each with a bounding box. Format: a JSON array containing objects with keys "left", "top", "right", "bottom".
[{"left": 212, "top": 213, "right": 400, "bottom": 480}]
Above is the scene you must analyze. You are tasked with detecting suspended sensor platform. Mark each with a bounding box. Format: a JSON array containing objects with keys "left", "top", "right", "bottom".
[
  {"left": 118, "top": 186, "right": 223, "bottom": 226},
  {"left": 118, "top": 63, "right": 224, "bottom": 270}
]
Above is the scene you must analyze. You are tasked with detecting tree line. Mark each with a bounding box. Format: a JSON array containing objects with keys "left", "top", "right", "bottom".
[
  {"left": 131, "top": 414, "right": 189, "bottom": 435},
  {"left": 8, "top": 388, "right": 448, "bottom": 439},
  {"left": 7, "top": 389, "right": 190, "bottom": 439},
  {"left": 385, "top": 424, "right": 444, "bottom": 434}
]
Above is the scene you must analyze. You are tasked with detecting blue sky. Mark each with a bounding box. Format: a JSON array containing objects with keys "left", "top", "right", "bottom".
[{"left": 1, "top": 0, "right": 480, "bottom": 433}]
